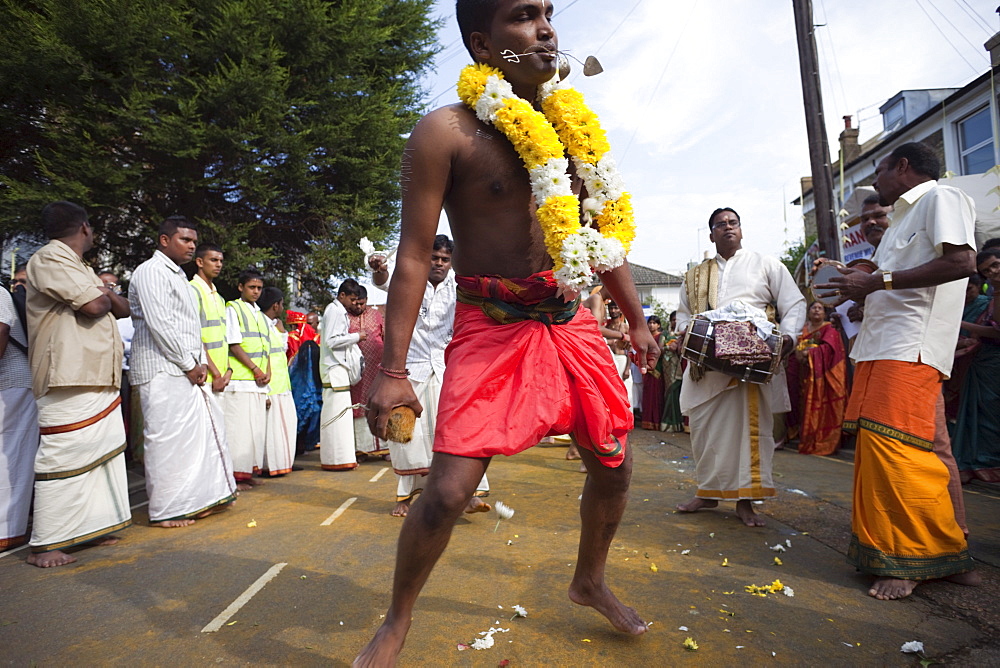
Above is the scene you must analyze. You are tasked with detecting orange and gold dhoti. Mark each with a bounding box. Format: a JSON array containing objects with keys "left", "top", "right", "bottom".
[{"left": 844, "top": 360, "right": 973, "bottom": 579}]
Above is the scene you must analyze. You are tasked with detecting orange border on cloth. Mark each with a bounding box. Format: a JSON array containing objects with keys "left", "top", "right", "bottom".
[{"left": 38, "top": 396, "right": 121, "bottom": 435}]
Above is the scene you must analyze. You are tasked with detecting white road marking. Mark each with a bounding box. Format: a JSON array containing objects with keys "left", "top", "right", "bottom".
[
  {"left": 369, "top": 467, "right": 388, "bottom": 483},
  {"left": 321, "top": 497, "right": 357, "bottom": 526},
  {"left": 201, "top": 562, "right": 288, "bottom": 633},
  {"left": 0, "top": 544, "right": 28, "bottom": 559}
]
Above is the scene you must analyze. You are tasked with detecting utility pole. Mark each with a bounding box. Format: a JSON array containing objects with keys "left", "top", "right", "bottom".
[{"left": 792, "top": 0, "right": 840, "bottom": 261}]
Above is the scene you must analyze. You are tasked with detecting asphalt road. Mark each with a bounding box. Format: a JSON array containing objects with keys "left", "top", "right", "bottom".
[{"left": 1, "top": 428, "right": 998, "bottom": 666}]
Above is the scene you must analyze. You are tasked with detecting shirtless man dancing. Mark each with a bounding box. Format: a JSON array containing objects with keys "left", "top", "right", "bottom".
[{"left": 354, "top": 1, "right": 658, "bottom": 665}]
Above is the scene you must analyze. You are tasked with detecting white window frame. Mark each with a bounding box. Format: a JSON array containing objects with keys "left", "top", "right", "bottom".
[{"left": 957, "top": 105, "right": 993, "bottom": 175}]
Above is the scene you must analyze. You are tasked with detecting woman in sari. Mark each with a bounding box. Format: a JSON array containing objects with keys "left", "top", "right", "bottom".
[
  {"left": 640, "top": 315, "right": 666, "bottom": 430},
  {"left": 791, "top": 301, "right": 848, "bottom": 455},
  {"left": 950, "top": 250, "right": 1000, "bottom": 482}
]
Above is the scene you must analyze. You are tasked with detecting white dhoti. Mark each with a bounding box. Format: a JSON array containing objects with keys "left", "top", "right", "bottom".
[
  {"left": 354, "top": 417, "right": 388, "bottom": 457},
  {"left": 685, "top": 379, "right": 777, "bottom": 500},
  {"left": 220, "top": 391, "right": 267, "bottom": 481},
  {"left": 30, "top": 388, "right": 131, "bottom": 552},
  {"left": 390, "top": 370, "right": 488, "bottom": 503},
  {"left": 320, "top": 365, "right": 356, "bottom": 470},
  {"left": 264, "top": 392, "right": 297, "bottom": 476},
  {"left": 140, "top": 374, "right": 236, "bottom": 522},
  {"left": 0, "top": 388, "right": 39, "bottom": 549},
  {"left": 612, "top": 353, "right": 628, "bottom": 380}
]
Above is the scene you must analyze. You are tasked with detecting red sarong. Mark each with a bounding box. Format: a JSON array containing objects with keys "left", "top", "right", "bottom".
[{"left": 433, "top": 271, "right": 632, "bottom": 467}]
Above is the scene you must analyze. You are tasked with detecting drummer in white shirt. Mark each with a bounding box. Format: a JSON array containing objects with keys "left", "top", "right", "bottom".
[{"left": 675, "top": 207, "right": 805, "bottom": 527}]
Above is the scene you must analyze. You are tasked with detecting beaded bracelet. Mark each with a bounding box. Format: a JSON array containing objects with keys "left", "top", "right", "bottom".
[{"left": 378, "top": 364, "right": 410, "bottom": 379}]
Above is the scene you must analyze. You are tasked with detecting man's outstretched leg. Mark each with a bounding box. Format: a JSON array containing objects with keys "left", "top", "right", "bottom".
[
  {"left": 568, "top": 445, "right": 647, "bottom": 635},
  {"left": 354, "top": 452, "right": 490, "bottom": 667}
]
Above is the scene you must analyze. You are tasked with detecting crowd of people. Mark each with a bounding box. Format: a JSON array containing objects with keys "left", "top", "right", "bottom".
[{"left": 0, "top": 204, "right": 497, "bottom": 568}]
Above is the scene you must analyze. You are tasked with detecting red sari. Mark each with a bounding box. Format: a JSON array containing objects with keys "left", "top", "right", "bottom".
[{"left": 792, "top": 321, "right": 847, "bottom": 455}]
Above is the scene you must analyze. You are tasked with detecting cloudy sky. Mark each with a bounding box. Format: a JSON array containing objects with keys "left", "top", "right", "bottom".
[{"left": 417, "top": 0, "right": 997, "bottom": 274}]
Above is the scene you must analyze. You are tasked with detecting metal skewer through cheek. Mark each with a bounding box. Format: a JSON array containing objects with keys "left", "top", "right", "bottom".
[{"left": 499, "top": 49, "right": 604, "bottom": 76}]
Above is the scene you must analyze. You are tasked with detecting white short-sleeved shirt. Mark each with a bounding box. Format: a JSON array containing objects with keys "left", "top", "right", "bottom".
[
  {"left": 0, "top": 289, "right": 31, "bottom": 391},
  {"left": 851, "top": 181, "right": 977, "bottom": 377}
]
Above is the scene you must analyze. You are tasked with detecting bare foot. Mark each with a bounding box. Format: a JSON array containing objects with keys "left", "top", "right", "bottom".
[
  {"left": 568, "top": 580, "right": 647, "bottom": 635},
  {"left": 195, "top": 503, "right": 232, "bottom": 519},
  {"left": 735, "top": 500, "right": 766, "bottom": 527},
  {"left": 566, "top": 443, "right": 581, "bottom": 460},
  {"left": 236, "top": 482, "right": 253, "bottom": 492},
  {"left": 27, "top": 550, "right": 77, "bottom": 568},
  {"left": 151, "top": 519, "right": 196, "bottom": 528},
  {"left": 945, "top": 570, "right": 982, "bottom": 587},
  {"left": 464, "top": 497, "right": 491, "bottom": 514},
  {"left": 353, "top": 614, "right": 411, "bottom": 667},
  {"left": 91, "top": 535, "right": 121, "bottom": 546},
  {"left": 868, "top": 577, "right": 918, "bottom": 600},
  {"left": 676, "top": 497, "right": 719, "bottom": 513},
  {"left": 391, "top": 501, "right": 410, "bottom": 517}
]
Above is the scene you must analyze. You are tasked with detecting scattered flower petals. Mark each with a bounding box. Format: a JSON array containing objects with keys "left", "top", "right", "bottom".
[
  {"left": 683, "top": 637, "right": 699, "bottom": 651},
  {"left": 842, "top": 642, "right": 853, "bottom": 648},
  {"left": 246, "top": 520, "right": 257, "bottom": 528},
  {"left": 650, "top": 563, "right": 659, "bottom": 572},
  {"left": 678, "top": 626, "right": 689, "bottom": 631},
  {"left": 681, "top": 549, "right": 691, "bottom": 555},
  {"left": 721, "top": 558, "right": 729, "bottom": 567},
  {"left": 582, "top": 639, "right": 591, "bottom": 643},
  {"left": 226, "top": 621, "right": 238, "bottom": 626},
  {"left": 901, "top": 641, "right": 925, "bottom": 654},
  {"left": 783, "top": 587, "right": 795, "bottom": 597},
  {"left": 457, "top": 643, "right": 469, "bottom": 651},
  {"left": 770, "top": 544, "right": 786, "bottom": 552},
  {"left": 499, "top": 660, "right": 510, "bottom": 667},
  {"left": 493, "top": 501, "right": 514, "bottom": 533},
  {"left": 709, "top": 532, "right": 716, "bottom": 538},
  {"left": 774, "top": 557, "right": 783, "bottom": 566},
  {"left": 785, "top": 539, "right": 792, "bottom": 548},
  {"left": 510, "top": 605, "right": 527, "bottom": 620}
]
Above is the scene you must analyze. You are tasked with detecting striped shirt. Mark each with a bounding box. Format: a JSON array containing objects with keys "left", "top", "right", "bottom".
[
  {"left": 129, "top": 250, "right": 204, "bottom": 385},
  {"left": 0, "top": 288, "right": 31, "bottom": 391},
  {"left": 374, "top": 271, "right": 454, "bottom": 383}
]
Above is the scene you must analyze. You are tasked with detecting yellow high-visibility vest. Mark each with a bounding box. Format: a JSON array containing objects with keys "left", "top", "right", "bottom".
[
  {"left": 227, "top": 299, "right": 269, "bottom": 382},
  {"left": 190, "top": 278, "right": 228, "bottom": 381},
  {"left": 266, "top": 321, "right": 291, "bottom": 396}
]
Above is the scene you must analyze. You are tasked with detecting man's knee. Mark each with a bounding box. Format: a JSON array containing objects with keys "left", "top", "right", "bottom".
[{"left": 587, "top": 459, "right": 632, "bottom": 495}]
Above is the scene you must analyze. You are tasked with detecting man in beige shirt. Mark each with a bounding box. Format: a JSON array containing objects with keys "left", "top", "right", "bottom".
[{"left": 25, "top": 201, "right": 132, "bottom": 568}]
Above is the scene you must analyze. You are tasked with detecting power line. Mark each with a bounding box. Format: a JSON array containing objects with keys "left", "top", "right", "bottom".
[
  {"left": 954, "top": 0, "right": 993, "bottom": 33},
  {"left": 618, "top": 0, "right": 701, "bottom": 167},
  {"left": 925, "top": 0, "right": 991, "bottom": 60},
  {"left": 913, "top": 0, "right": 982, "bottom": 74}
]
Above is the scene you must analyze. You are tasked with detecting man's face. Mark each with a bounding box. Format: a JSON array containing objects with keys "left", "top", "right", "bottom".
[
  {"left": 349, "top": 297, "right": 367, "bottom": 316},
  {"left": 481, "top": 0, "right": 558, "bottom": 85},
  {"left": 196, "top": 250, "right": 224, "bottom": 280},
  {"left": 239, "top": 278, "right": 264, "bottom": 303},
  {"left": 872, "top": 156, "right": 908, "bottom": 207},
  {"left": 979, "top": 254, "right": 1000, "bottom": 285},
  {"left": 306, "top": 312, "right": 320, "bottom": 329},
  {"left": 11, "top": 269, "right": 26, "bottom": 292},
  {"left": 859, "top": 203, "right": 891, "bottom": 248},
  {"left": 337, "top": 292, "right": 357, "bottom": 310},
  {"left": 708, "top": 210, "right": 743, "bottom": 250},
  {"left": 429, "top": 248, "right": 452, "bottom": 285},
  {"left": 607, "top": 303, "right": 621, "bottom": 320},
  {"left": 160, "top": 227, "right": 198, "bottom": 265}
]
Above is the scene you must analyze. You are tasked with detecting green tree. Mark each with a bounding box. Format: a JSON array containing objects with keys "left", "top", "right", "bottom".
[
  {"left": 779, "top": 233, "right": 817, "bottom": 278},
  {"left": 0, "top": 0, "right": 438, "bottom": 303}
]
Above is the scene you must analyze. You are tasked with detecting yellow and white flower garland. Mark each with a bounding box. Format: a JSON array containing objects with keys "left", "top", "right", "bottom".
[{"left": 457, "top": 63, "right": 635, "bottom": 291}]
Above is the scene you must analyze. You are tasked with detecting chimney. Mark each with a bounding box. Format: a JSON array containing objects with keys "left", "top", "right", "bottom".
[
  {"left": 986, "top": 9, "right": 1000, "bottom": 67},
  {"left": 839, "top": 115, "right": 861, "bottom": 165}
]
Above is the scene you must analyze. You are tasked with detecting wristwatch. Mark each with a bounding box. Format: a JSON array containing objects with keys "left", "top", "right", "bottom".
[{"left": 881, "top": 271, "right": 893, "bottom": 291}]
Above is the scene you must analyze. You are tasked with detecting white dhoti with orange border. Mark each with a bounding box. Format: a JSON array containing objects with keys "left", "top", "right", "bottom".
[{"left": 30, "top": 388, "right": 131, "bottom": 553}]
